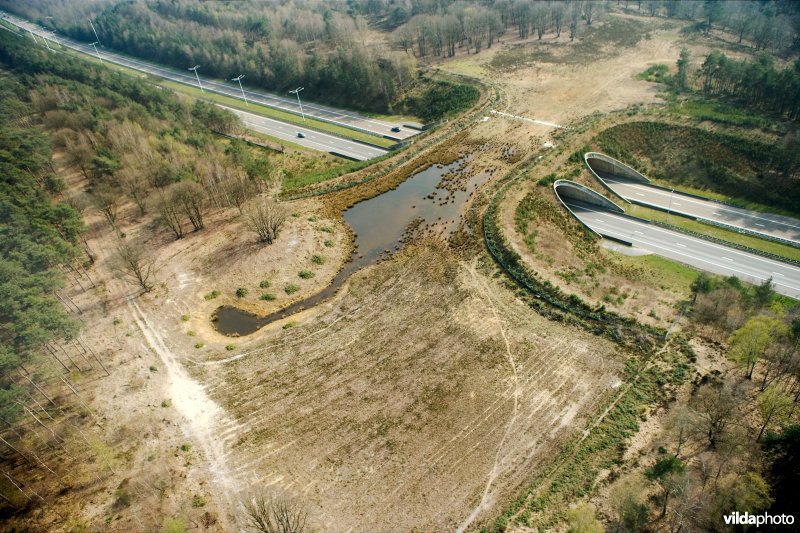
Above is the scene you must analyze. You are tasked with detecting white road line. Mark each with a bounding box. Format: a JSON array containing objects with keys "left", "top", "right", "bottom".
[{"left": 603, "top": 178, "right": 800, "bottom": 232}]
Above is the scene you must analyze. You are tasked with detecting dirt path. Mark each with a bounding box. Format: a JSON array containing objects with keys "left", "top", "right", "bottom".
[
  {"left": 457, "top": 263, "right": 522, "bottom": 532},
  {"left": 128, "top": 298, "right": 243, "bottom": 529}
]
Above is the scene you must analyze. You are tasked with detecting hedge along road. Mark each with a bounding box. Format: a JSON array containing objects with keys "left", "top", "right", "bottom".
[
  {"left": 221, "top": 105, "right": 388, "bottom": 161},
  {"left": 0, "top": 11, "right": 419, "bottom": 141},
  {"left": 566, "top": 200, "right": 800, "bottom": 298},
  {"left": 600, "top": 176, "right": 800, "bottom": 245}
]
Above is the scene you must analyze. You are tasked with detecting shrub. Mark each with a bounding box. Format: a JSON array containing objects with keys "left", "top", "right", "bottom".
[
  {"left": 259, "top": 279, "right": 271, "bottom": 288},
  {"left": 260, "top": 293, "right": 276, "bottom": 301},
  {"left": 161, "top": 399, "right": 172, "bottom": 408},
  {"left": 298, "top": 270, "right": 315, "bottom": 279},
  {"left": 149, "top": 365, "right": 158, "bottom": 372},
  {"left": 320, "top": 226, "right": 335, "bottom": 233},
  {"left": 181, "top": 314, "right": 190, "bottom": 321},
  {"left": 225, "top": 344, "right": 236, "bottom": 351},
  {"left": 324, "top": 239, "right": 334, "bottom": 247},
  {"left": 194, "top": 342, "right": 204, "bottom": 349},
  {"left": 192, "top": 495, "right": 207, "bottom": 508},
  {"left": 204, "top": 290, "right": 220, "bottom": 300},
  {"left": 284, "top": 284, "right": 300, "bottom": 295},
  {"left": 282, "top": 321, "right": 297, "bottom": 329},
  {"left": 311, "top": 254, "right": 325, "bottom": 265},
  {"left": 180, "top": 443, "right": 191, "bottom": 452},
  {"left": 235, "top": 287, "right": 248, "bottom": 298}
]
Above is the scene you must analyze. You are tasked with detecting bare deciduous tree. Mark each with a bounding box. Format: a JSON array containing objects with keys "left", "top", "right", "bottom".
[
  {"left": 117, "top": 167, "right": 152, "bottom": 216},
  {"left": 244, "top": 494, "right": 307, "bottom": 533},
  {"left": 244, "top": 198, "right": 288, "bottom": 244},
  {"left": 173, "top": 181, "right": 207, "bottom": 231},
  {"left": 112, "top": 240, "right": 155, "bottom": 293},
  {"left": 156, "top": 193, "right": 184, "bottom": 240},
  {"left": 91, "top": 184, "right": 120, "bottom": 228}
]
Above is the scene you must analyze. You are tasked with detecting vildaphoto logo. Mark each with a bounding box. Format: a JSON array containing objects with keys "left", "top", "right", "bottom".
[{"left": 723, "top": 512, "right": 795, "bottom": 527}]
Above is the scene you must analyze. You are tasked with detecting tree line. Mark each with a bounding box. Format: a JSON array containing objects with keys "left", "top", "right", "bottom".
[
  {"left": 0, "top": 28, "right": 286, "bottom": 291},
  {"left": 6, "top": 0, "right": 417, "bottom": 113},
  {"left": 0, "top": 69, "right": 83, "bottom": 432},
  {"left": 592, "top": 274, "right": 800, "bottom": 531},
  {"left": 698, "top": 51, "right": 800, "bottom": 121}
]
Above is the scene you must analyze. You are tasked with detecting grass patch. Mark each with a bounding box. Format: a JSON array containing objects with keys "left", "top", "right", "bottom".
[
  {"left": 324, "top": 239, "right": 335, "bottom": 247},
  {"left": 282, "top": 321, "right": 297, "bottom": 329},
  {"left": 235, "top": 287, "right": 248, "bottom": 298},
  {"left": 260, "top": 293, "right": 276, "bottom": 301},
  {"left": 159, "top": 80, "right": 394, "bottom": 148},
  {"left": 204, "top": 290, "right": 220, "bottom": 300},
  {"left": 626, "top": 204, "right": 800, "bottom": 262},
  {"left": 637, "top": 64, "right": 670, "bottom": 83},
  {"left": 194, "top": 342, "right": 204, "bottom": 349},
  {"left": 259, "top": 279, "right": 271, "bottom": 289},
  {"left": 610, "top": 252, "right": 698, "bottom": 296},
  {"left": 180, "top": 314, "right": 190, "bottom": 321},
  {"left": 311, "top": 254, "right": 325, "bottom": 265},
  {"left": 225, "top": 344, "right": 236, "bottom": 351},
  {"left": 298, "top": 270, "right": 315, "bottom": 279},
  {"left": 656, "top": 96, "right": 775, "bottom": 130},
  {"left": 284, "top": 284, "right": 300, "bottom": 295},
  {"left": 283, "top": 158, "right": 375, "bottom": 192}
]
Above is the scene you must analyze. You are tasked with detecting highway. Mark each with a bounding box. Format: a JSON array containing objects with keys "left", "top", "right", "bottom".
[
  {"left": 221, "top": 105, "right": 387, "bottom": 161},
  {"left": 566, "top": 200, "right": 800, "bottom": 298},
  {"left": 597, "top": 173, "right": 800, "bottom": 245},
  {"left": 0, "top": 11, "right": 418, "bottom": 142}
]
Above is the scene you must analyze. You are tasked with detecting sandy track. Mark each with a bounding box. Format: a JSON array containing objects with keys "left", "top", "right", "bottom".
[{"left": 128, "top": 298, "right": 244, "bottom": 529}]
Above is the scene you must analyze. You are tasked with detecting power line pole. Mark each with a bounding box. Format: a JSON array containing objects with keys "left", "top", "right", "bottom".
[
  {"left": 90, "top": 41, "right": 103, "bottom": 64},
  {"left": 231, "top": 74, "right": 248, "bottom": 105},
  {"left": 89, "top": 18, "right": 100, "bottom": 44},
  {"left": 289, "top": 86, "right": 305, "bottom": 122},
  {"left": 189, "top": 65, "right": 204, "bottom": 93}
]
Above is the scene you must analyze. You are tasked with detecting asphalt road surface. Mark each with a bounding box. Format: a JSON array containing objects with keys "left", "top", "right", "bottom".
[
  {"left": 221, "top": 106, "right": 387, "bottom": 161},
  {"left": 597, "top": 172, "right": 800, "bottom": 245},
  {"left": 567, "top": 200, "right": 800, "bottom": 298},
  {"left": 1, "top": 12, "right": 418, "bottom": 142}
]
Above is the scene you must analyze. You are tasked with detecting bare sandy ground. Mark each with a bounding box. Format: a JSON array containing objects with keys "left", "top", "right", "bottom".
[{"left": 185, "top": 244, "right": 624, "bottom": 531}]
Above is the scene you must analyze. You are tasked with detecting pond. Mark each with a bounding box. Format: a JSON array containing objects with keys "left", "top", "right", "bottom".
[{"left": 214, "top": 157, "right": 488, "bottom": 336}]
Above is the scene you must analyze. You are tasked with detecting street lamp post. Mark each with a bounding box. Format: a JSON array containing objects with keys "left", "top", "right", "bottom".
[
  {"left": 231, "top": 74, "right": 247, "bottom": 105},
  {"left": 289, "top": 87, "right": 305, "bottom": 122},
  {"left": 90, "top": 41, "right": 103, "bottom": 63},
  {"left": 667, "top": 188, "right": 674, "bottom": 218},
  {"left": 188, "top": 65, "right": 204, "bottom": 93}
]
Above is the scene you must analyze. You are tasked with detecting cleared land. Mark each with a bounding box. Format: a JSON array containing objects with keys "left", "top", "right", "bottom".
[{"left": 187, "top": 244, "right": 624, "bottom": 531}]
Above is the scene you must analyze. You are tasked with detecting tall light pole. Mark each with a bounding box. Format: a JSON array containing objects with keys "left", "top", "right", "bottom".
[
  {"left": 89, "top": 18, "right": 100, "bottom": 45},
  {"left": 231, "top": 74, "right": 247, "bottom": 105},
  {"left": 90, "top": 41, "right": 103, "bottom": 64},
  {"left": 290, "top": 87, "right": 305, "bottom": 122},
  {"left": 188, "top": 65, "right": 204, "bottom": 93},
  {"left": 667, "top": 188, "right": 674, "bottom": 218}
]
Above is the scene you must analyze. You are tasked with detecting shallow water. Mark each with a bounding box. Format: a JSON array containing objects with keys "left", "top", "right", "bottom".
[{"left": 214, "top": 158, "right": 488, "bottom": 336}]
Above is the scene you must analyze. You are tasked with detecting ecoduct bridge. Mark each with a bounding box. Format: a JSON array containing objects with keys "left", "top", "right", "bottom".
[{"left": 553, "top": 175, "right": 800, "bottom": 299}]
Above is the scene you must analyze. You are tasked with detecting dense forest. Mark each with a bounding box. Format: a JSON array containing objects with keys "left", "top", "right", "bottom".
[
  {"left": 698, "top": 52, "right": 800, "bottom": 121},
  {"left": 7, "top": 1, "right": 797, "bottom": 115},
  {"left": 2, "top": 0, "right": 417, "bottom": 113},
  {"left": 0, "top": 77, "right": 83, "bottom": 429}
]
